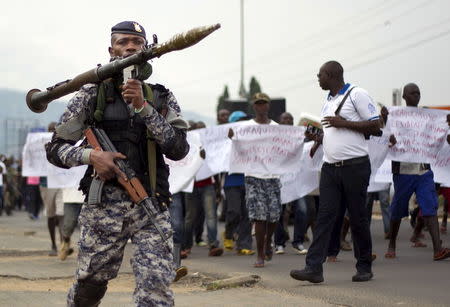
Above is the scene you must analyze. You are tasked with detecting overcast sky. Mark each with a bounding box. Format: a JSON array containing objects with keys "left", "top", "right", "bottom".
[{"left": 2, "top": 0, "right": 450, "bottom": 123}]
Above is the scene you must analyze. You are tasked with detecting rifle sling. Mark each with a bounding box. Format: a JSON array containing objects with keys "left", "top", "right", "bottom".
[{"left": 142, "top": 84, "right": 158, "bottom": 197}]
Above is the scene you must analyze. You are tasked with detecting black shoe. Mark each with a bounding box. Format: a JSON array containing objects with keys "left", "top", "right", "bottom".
[
  {"left": 352, "top": 271, "right": 373, "bottom": 282},
  {"left": 290, "top": 269, "right": 324, "bottom": 284}
]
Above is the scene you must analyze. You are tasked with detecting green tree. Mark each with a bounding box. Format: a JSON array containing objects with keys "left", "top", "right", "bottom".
[
  {"left": 217, "top": 85, "right": 230, "bottom": 112},
  {"left": 248, "top": 76, "right": 262, "bottom": 99}
]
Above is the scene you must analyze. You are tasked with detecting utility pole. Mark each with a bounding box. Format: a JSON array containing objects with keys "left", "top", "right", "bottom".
[
  {"left": 238, "top": 0, "right": 247, "bottom": 98},
  {"left": 392, "top": 88, "right": 402, "bottom": 106}
]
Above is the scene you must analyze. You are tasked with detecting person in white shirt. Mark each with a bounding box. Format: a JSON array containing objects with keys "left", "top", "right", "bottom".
[
  {"left": 229, "top": 93, "right": 281, "bottom": 268},
  {"left": 290, "top": 61, "right": 381, "bottom": 283}
]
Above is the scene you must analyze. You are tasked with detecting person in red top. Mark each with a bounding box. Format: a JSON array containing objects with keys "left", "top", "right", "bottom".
[{"left": 183, "top": 122, "right": 224, "bottom": 257}]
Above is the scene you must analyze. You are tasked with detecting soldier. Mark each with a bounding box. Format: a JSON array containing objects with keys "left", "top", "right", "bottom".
[{"left": 45, "top": 21, "right": 189, "bottom": 306}]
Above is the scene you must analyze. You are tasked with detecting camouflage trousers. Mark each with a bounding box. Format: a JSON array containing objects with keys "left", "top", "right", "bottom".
[
  {"left": 244, "top": 176, "right": 282, "bottom": 223},
  {"left": 67, "top": 185, "right": 175, "bottom": 307}
]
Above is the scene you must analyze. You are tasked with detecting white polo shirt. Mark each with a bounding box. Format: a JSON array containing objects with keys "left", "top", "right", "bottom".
[{"left": 321, "top": 84, "right": 379, "bottom": 163}]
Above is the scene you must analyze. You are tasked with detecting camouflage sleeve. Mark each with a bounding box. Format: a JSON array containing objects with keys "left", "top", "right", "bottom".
[
  {"left": 45, "top": 84, "right": 97, "bottom": 168},
  {"left": 138, "top": 90, "right": 189, "bottom": 161}
]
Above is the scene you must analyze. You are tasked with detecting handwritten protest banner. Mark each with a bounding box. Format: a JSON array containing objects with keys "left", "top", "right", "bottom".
[
  {"left": 165, "top": 131, "right": 204, "bottom": 194},
  {"left": 196, "top": 122, "right": 241, "bottom": 175},
  {"left": 22, "top": 132, "right": 53, "bottom": 176},
  {"left": 432, "top": 141, "right": 450, "bottom": 185},
  {"left": 47, "top": 165, "right": 88, "bottom": 189},
  {"left": 229, "top": 125, "right": 305, "bottom": 174},
  {"left": 386, "top": 107, "right": 449, "bottom": 164}
]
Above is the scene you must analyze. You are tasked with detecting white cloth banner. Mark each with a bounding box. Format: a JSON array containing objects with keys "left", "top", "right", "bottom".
[
  {"left": 386, "top": 107, "right": 449, "bottom": 164},
  {"left": 374, "top": 159, "right": 393, "bottom": 183},
  {"left": 47, "top": 165, "right": 88, "bottom": 189},
  {"left": 432, "top": 140, "right": 450, "bottom": 185},
  {"left": 280, "top": 142, "right": 321, "bottom": 203},
  {"left": 22, "top": 132, "right": 53, "bottom": 176},
  {"left": 301, "top": 141, "right": 324, "bottom": 171},
  {"left": 229, "top": 125, "right": 306, "bottom": 174},
  {"left": 368, "top": 133, "right": 390, "bottom": 171},
  {"left": 280, "top": 170, "right": 319, "bottom": 204},
  {"left": 196, "top": 122, "right": 241, "bottom": 175},
  {"left": 195, "top": 162, "right": 215, "bottom": 181},
  {"left": 166, "top": 131, "right": 204, "bottom": 194}
]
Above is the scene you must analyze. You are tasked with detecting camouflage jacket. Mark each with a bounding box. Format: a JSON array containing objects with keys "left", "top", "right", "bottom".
[{"left": 45, "top": 83, "right": 189, "bottom": 176}]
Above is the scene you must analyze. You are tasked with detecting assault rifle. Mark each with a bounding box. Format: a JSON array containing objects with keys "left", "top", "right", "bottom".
[{"left": 84, "top": 127, "right": 170, "bottom": 251}]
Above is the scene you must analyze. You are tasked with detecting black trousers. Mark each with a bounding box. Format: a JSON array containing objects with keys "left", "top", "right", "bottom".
[{"left": 305, "top": 159, "right": 372, "bottom": 274}]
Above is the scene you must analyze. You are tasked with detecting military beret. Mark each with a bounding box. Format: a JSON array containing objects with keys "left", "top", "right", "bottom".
[
  {"left": 111, "top": 21, "right": 146, "bottom": 39},
  {"left": 251, "top": 92, "right": 270, "bottom": 104}
]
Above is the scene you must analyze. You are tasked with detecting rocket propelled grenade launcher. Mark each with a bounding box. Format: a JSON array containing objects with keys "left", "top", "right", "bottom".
[{"left": 26, "top": 23, "right": 221, "bottom": 113}]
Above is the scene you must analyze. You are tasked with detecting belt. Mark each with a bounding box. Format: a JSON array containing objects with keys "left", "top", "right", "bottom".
[{"left": 324, "top": 156, "right": 369, "bottom": 167}]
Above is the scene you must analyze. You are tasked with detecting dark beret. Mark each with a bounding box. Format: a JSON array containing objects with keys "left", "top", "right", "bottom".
[{"left": 111, "top": 21, "right": 146, "bottom": 39}]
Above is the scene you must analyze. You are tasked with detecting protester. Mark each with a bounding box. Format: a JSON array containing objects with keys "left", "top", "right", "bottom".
[
  {"left": 229, "top": 93, "right": 282, "bottom": 268},
  {"left": 40, "top": 123, "right": 65, "bottom": 256},
  {"left": 440, "top": 186, "right": 449, "bottom": 234},
  {"left": 183, "top": 121, "right": 224, "bottom": 257},
  {"left": 59, "top": 187, "right": 83, "bottom": 261},
  {"left": 290, "top": 61, "right": 381, "bottom": 283},
  {"left": 3, "top": 156, "right": 21, "bottom": 216},
  {"left": 216, "top": 109, "right": 230, "bottom": 222},
  {"left": 274, "top": 112, "right": 308, "bottom": 255},
  {"left": 24, "top": 176, "right": 41, "bottom": 220},
  {"left": 45, "top": 21, "right": 189, "bottom": 306},
  {"left": 367, "top": 186, "right": 391, "bottom": 239},
  {"left": 223, "top": 111, "right": 254, "bottom": 255},
  {"left": 384, "top": 83, "right": 450, "bottom": 261},
  {"left": 0, "top": 157, "right": 5, "bottom": 216}
]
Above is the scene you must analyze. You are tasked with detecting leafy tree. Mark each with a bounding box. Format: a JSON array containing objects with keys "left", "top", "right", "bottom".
[
  {"left": 216, "top": 85, "right": 230, "bottom": 112},
  {"left": 248, "top": 76, "right": 262, "bottom": 99}
]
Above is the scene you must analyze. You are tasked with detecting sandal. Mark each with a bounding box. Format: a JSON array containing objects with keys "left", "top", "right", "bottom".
[
  {"left": 384, "top": 250, "right": 396, "bottom": 259},
  {"left": 253, "top": 259, "right": 265, "bottom": 268}
]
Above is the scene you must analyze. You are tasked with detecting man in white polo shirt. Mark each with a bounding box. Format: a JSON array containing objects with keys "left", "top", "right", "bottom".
[{"left": 290, "top": 61, "right": 381, "bottom": 283}]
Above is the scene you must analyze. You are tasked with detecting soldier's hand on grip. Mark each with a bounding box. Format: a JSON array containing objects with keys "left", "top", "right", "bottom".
[
  {"left": 122, "top": 79, "right": 145, "bottom": 109},
  {"left": 90, "top": 150, "right": 128, "bottom": 181}
]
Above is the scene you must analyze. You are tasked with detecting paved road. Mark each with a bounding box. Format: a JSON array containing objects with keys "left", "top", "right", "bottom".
[
  {"left": 184, "top": 217, "right": 450, "bottom": 307},
  {"left": 0, "top": 210, "right": 449, "bottom": 306}
]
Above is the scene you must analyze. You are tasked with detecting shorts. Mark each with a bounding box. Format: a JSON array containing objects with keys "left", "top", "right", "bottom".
[
  {"left": 245, "top": 176, "right": 281, "bottom": 223},
  {"left": 39, "top": 187, "right": 64, "bottom": 217},
  {"left": 390, "top": 170, "right": 438, "bottom": 220}
]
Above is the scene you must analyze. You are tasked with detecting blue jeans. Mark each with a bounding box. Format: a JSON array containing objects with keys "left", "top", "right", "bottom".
[
  {"left": 169, "top": 193, "right": 185, "bottom": 247},
  {"left": 275, "top": 197, "right": 308, "bottom": 247},
  {"left": 367, "top": 188, "right": 391, "bottom": 234},
  {"left": 184, "top": 185, "right": 219, "bottom": 248}
]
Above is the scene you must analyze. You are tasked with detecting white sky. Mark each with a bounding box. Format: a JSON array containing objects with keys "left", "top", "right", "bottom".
[{"left": 2, "top": 0, "right": 450, "bottom": 122}]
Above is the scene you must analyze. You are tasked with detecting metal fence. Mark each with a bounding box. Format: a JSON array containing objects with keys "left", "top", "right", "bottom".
[{"left": 0, "top": 118, "right": 44, "bottom": 159}]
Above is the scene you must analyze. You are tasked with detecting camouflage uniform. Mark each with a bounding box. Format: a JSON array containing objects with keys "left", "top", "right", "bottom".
[{"left": 46, "top": 83, "right": 189, "bottom": 306}]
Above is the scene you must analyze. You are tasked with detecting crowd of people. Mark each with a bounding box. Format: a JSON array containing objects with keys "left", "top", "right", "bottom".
[{"left": 1, "top": 20, "right": 450, "bottom": 306}]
